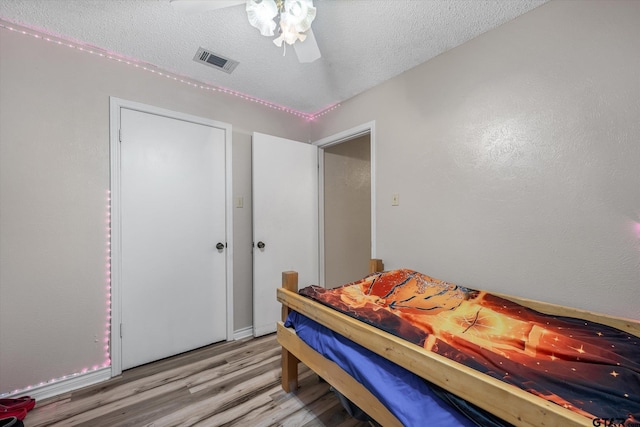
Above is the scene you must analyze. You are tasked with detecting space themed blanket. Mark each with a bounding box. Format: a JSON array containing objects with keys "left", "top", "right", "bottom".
[{"left": 299, "top": 269, "right": 640, "bottom": 423}]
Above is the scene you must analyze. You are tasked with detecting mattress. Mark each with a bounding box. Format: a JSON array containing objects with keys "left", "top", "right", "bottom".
[{"left": 285, "top": 310, "right": 510, "bottom": 426}]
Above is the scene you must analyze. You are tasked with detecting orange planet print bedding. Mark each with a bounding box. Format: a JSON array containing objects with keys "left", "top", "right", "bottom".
[{"left": 299, "top": 269, "right": 640, "bottom": 423}]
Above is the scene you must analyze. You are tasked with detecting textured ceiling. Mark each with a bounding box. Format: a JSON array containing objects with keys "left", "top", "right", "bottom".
[{"left": 0, "top": 0, "right": 548, "bottom": 115}]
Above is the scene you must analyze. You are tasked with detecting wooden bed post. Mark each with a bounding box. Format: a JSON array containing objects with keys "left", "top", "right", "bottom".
[
  {"left": 281, "top": 271, "right": 299, "bottom": 392},
  {"left": 369, "top": 258, "right": 384, "bottom": 274}
]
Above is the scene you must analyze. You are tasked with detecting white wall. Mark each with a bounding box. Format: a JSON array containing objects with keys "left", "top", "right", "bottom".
[
  {"left": 0, "top": 27, "right": 307, "bottom": 393},
  {"left": 313, "top": 0, "right": 640, "bottom": 320},
  {"left": 231, "top": 132, "right": 253, "bottom": 333}
]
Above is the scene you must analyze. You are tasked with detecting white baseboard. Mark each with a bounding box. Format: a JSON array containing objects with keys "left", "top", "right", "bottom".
[
  {"left": 1, "top": 367, "right": 111, "bottom": 401},
  {"left": 233, "top": 326, "right": 254, "bottom": 340},
  {"left": 252, "top": 325, "right": 276, "bottom": 338}
]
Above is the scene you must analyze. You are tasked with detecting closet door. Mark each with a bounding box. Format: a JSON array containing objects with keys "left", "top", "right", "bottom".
[
  {"left": 120, "top": 108, "right": 227, "bottom": 370},
  {"left": 252, "top": 132, "right": 319, "bottom": 336}
]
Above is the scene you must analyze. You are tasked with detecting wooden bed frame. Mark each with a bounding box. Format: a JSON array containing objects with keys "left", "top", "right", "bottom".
[{"left": 276, "top": 259, "right": 640, "bottom": 427}]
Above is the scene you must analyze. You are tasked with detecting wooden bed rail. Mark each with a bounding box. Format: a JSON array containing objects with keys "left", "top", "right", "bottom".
[{"left": 494, "top": 291, "right": 640, "bottom": 337}]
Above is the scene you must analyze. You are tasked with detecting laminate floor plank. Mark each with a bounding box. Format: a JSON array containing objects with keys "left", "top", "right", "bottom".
[
  {"left": 33, "top": 338, "right": 279, "bottom": 425},
  {"left": 56, "top": 355, "right": 282, "bottom": 426},
  {"left": 24, "top": 334, "right": 371, "bottom": 427},
  {"left": 237, "top": 373, "right": 342, "bottom": 427},
  {"left": 195, "top": 382, "right": 282, "bottom": 427},
  {"left": 149, "top": 363, "right": 282, "bottom": 426}
]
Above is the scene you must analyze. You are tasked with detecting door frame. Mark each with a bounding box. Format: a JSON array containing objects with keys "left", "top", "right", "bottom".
[
  {"left": 313, "top": 121, "right": 376, "bottom": 287},
  {"left": 109, "top": 97, "right": 234, "bottom": 377}
]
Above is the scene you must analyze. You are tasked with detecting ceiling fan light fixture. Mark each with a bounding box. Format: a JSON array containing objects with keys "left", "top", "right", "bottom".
[
  {"left": 283, "top": 0, "right": 316, "bottom": 33},
  {"left": 246, "top": 0, "right": 278, "bottom": 36},
  {"left": 171, "top": 0, "right": 321, "bottom": 62},
  {"left": 274, "top": 11, "right": 307, "bottom": 47},
  {"left": 247, "top": 0, "right": 316, "bottom": 48}
]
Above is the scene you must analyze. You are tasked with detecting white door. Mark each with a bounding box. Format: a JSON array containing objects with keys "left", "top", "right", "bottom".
[
  {"left": 120, "top": 108, "right": 227, "bottom": 370},
  {"left": 252, "top": 133, "right": 319, "bottom": 337}
]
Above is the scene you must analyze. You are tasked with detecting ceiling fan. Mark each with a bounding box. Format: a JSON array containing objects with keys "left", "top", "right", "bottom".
[{"left": 170, "top": 0, "right": 321, "bottom": 63}]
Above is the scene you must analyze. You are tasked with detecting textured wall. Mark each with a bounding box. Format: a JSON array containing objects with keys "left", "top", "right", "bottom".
[
  {"left": 0, "top": 27, "right": 307, "bottom": 393},
  {"left": 313, "top": 0, "right": 640, "bottom": 320}
]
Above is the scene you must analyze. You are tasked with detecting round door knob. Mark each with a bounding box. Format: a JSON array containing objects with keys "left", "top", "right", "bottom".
[
  {"left": 216, "top": 242, "right": 225, "bottom": 250},
  {"left": 257, "top": 241, "right": 266, "bottom": 249}
]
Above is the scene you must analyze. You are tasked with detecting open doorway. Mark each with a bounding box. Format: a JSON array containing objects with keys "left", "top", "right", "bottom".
[
  {"left": 316, "top": 122, "right": 375, "bottom": 288},
  {"left": 323, "top": 135, "right": 371, "bottom": 287}
]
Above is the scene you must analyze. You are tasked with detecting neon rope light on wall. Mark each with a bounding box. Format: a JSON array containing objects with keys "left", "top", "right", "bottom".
[
  {"left": 104, "top": 190, "right": 112, "bottom": 369},
  {"left": 0, "top": 190, "right": 113, "bottom": 398},
  {"left": 0, "top": 16, "right": 341, "bottom": 396},
  {"left": 0, "top": 19, "right": 340, "bottom": 121}
]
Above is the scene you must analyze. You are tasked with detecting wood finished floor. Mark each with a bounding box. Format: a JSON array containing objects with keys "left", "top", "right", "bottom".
[{"left": 24, "top": 334, "right": 371, "bottom": 427}]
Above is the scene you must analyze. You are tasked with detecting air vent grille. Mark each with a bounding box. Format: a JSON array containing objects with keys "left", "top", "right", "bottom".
[{"left": 193, "top": 47, "right": 239, "bottom": 74}]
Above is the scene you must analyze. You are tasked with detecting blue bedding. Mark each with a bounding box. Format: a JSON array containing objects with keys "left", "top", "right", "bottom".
[{"left": 285, "top": 310, "right": 500, "bottom": 427}]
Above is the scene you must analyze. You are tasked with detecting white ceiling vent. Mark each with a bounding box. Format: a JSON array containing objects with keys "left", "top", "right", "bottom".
[{"left": 193, "top": 47, "right": 239, "bottom": 74}]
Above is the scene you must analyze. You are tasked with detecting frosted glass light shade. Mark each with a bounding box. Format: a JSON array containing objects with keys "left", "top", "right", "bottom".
[
  {"left": 283, "top": 0, "right": 316, "bottom": 33},
  {"left": 273, "top": 0, "right": 315, "bottom": 47},
  {"left": 246, "top": 0, "right": 278, "bottom": 36},
  {"left": 273, "top": 12, "right": 307, "bottom": 47}
]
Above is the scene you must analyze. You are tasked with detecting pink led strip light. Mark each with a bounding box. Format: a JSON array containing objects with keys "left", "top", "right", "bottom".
[
  {"left": 0, "top": 17, "right": 341, "bottom": 397},
  {"left": 0, "top": 19, "right": 341, "bottom": 120},
  {"left": 0, "top": 189, "right": 112, "bottom": 398}
]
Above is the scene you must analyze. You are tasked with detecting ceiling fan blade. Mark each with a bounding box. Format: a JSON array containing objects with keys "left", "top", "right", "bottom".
[
  {"left": 294, "top": 28, "right": 321, "bottom": 63},
  {"left": 170, "top": 0, "right": 245, "bottom": 14}
]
